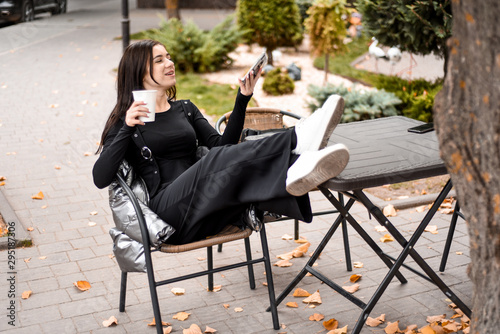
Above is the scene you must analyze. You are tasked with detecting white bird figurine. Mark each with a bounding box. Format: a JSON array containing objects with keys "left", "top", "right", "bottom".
[
  {"left": 368, "top": 37, "right": 388, "bottom": 71},
  {"left": 387, "top": 46, "right": 402, "bottom": 65}
]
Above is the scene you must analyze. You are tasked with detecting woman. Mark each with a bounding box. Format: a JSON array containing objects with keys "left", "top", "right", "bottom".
[{"left": 93, "top": 39, "right": 349, "bottom": 244}]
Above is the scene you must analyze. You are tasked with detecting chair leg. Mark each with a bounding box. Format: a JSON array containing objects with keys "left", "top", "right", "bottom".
[
  {"left": 439, "top": 201, "right": 461, "bottom": 272},
  {"left": 294, "top": 219, "right": 299, "bottom": 240},
  {"left": 207, "top": 246, "right": 214, "bottom": 291},
  {"left": 244, "top": 237, "right": 256, "bottom": 289},
  {"left": 145, "top": 261, "right": 163, "bottom": 334},
  {"left": 339, "top": 193, "right": 353, "bottom": 271},
  {"left": 119, "top": 271, "right": 127, "bottom": 312},
  {"left": 259, "top": 224, "right": 280, "bottom": 330},
  {"left": 217, "top": 244, "right": 223, "bottom": 252}
]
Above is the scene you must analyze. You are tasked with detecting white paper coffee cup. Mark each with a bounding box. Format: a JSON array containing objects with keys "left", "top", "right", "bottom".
[{"left": 132, "top": 90, "right": 157, "bottom": 122}]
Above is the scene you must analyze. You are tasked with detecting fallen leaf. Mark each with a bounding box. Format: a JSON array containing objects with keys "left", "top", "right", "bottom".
[
  {"left": 383, "top": 204, "right": 397, "bottom": 217},
  {"left": 328, "top": 325, "right": 348, "bottom": 334},
  {"left": 302, "top": 290, "right": 322, "bottom": 304},
  {"left": 90, "top": 211, "right": 98, "bottom": 215},
  {"left": 281, "top": 233, "right": 293, "bottom": 240},
  {"left": 276, "top": 252, "right": 294, "bottom": 261},
  {"left": 366, "top": 314, "right": 386, "bottom": 327},
  {"left": 147, "top": 318, "right": 171, "bottom": 326},
  {"left": 425, "top": 225, "right": 439, "bottom": 234},
  {"left": 309, "top": 313, "right": 325, "bottom": 321},
  {"left": 171, "top": 287, "right": 185, "bottom": 295},
  {"left": 323, "top": 318, "right": 338, "bottom": 330},
  {"left": 21, "top": 290, "right": 32, "bottom": 299},
  {"left": 210, "top": 285, "right": 222, "bottom": 292},
  {"left": 223, "top": 304, "right": 230, "bottom": 309},
  {"left": 234, "top": 307, "right": 243, "bottom": 313},
  {"left": 0, "top": 176, "right": 6, "bottom": 181},
  {"left": 274, "top": 259, "right": 293, "bottom": 267},
  {"left": 164, "top": 327, "right": 173, "bottom": 334},
  {"left": 375, "top": 225, "right": 388, "bottom": 232},
  {"left": 342, "top": 283, "right": 360, "bottom": 294},
  {"left": 204, "top": 326, "right": 217, "bottom": 333},
  {"left": 197, "top": 257, "right": 206, "bottom": 261},
  {"left": 384, "top": 321, "right": 400, "bottom": 334},
  {"left": 455, "top": 251, "right": 463, "bottom": 255},
  {"left": 88, "top": 222, "right": 97, "bottom": 227},
  {"left": 402, "top": 324, "right": 418, "bottom": 333},
  {"left": 353, "top": 262, "right": 364, "bottom": 268},
  {"left": 173, "top": 311, "right": 190, "bottom": 321},
  {"left": 24, "top": 258, "right": 31, "bottom": 263},
  {"left": 41, "top": 205, "right": 47, "bottom": 209},
  {"left": 183, "top": 324, "right": 202, "bottom": 334},
  {"left": 102, "top": 316, "right": 118, "bottom": 327},
  {"left": 426, "top": 314, "right": 446, "bottom": 323},
  {"left": 442, "top": 320, "right": 460, "bottom": 332},
  {"left": 31, "top": 191, "right": 44, "bottom": 200},
  {"left": 0, "top": 181, "right": 5, "bottom": 186},
  {"left": 419, "top": 325, "right": 437, "bottom": 334},
  {"left": 73, "top": 280, "right": 91, "bottom": 291},
  {"left": 416, "top": 205, "right": 427, "bottom": 213},
  {"left": 380, "top": 234, "right": 394, "bottom": 243},
  {"left": 27, "top": 227, "right": 34, "bottom": 231},
  {"left": 294, "top": 238, "right": 309, "bottom": 244},
  {"left": 293, "top": 288, "right": 311, "bottom": 297},
  {"left": 286, "top": 302, "right": 298, "bottom": 308},
  {"left": 350, "top": 274, "right": 362, "bottom": 283},
  {"left": 39, "top": 256, "right": 47, "bottom": 260},
  {"left": 83, "top": 152, "right": 92, "bottom": 156}
]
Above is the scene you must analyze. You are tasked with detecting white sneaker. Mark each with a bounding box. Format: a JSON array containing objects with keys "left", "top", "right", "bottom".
[
  {"left": 292, "top": 95, "right": 344, "bottom": 155},
  {"left": 286, "top": 144, "right": 349, "bottom": 196}
]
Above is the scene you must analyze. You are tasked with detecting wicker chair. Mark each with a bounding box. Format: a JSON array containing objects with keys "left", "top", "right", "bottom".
[{"left": 116, "top": 173, "right": 280, "bottom": 334}]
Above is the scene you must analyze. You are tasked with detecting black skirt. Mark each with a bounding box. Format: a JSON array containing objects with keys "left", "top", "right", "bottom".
[{"left": 149, "top": 130, "right": 312, "bottom": 244}]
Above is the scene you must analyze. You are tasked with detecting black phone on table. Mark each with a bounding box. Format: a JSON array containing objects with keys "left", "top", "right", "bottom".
[{"left": 408, "top": 122, "right": 434, "bottom": 134}]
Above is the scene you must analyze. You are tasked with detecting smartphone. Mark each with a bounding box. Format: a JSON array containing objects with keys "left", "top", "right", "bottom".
[
  {"left": 407, "top": 122, "right": 434, "bottom": 134},
  {"left": 241, "top": 52, "right": 268, "bottom": 84}
]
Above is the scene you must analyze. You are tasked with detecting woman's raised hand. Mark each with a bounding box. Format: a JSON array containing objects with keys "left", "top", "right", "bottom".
[
  {"left": 125, "top": 101, "right": 150, "bottom": 127},
  {"left": 239, "top": 67, "right": 262, "bottom": 96}
]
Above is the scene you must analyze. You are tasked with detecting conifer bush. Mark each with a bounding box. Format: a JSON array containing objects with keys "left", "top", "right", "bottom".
[{"left": 262, "top": 68, "right": 295, "bottom": 96}]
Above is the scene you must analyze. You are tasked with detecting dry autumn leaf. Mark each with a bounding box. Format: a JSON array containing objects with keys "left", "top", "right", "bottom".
[
  {"left": 171, "top": 287, "right": 185, "bottom": 295},
  {"left": 223, "top": 304, "right": 230, "bottom": 309},
  {"left": 424, "top": 225, "right": 439, "bottom": 234},
  {"left": 73, "top": 280, "right": 91, "bottom": 291},
  {"left": 342, "top": 283, "right": 360, "bottom": 294},
  {"left": 27, "top": 227, "right": 34, "bottom": 231},
  {"left": 350, "top": 274, "right": 362, "bottom": 283},
  {"left": 210, "top": 285, "right": 222, "bottom": 292},
  {"left": 419, "top": 325, "right": 437, "bottom": 334},
  {"left": 366, "top": 314, "right": 385, "bottom": 327},
  {"left": 234, "top": 307, "right": 243, "bottom": 313},
  {"left": 88, "top": 222, "right": 97, "bottom": 227},
  {"left": 383, "top": 204, "right": 397, "bottom": 217},
  {"left": 380, "top": 234, "right": 394, "bottom": 243},
  {"left": 426, "top": 314, "right": 446, "bottom": 323},
  {"left": 286, "top": 302, "right": 298, "bottom": 308},
  {"left": 89, "top": 211, "right": 98, "bottom": 215},
  {"left": 293, "top": 288, "right": 311, "bottom": 297},
  {"left": 147, "top": 318, "right": 171, "bottom": 326},
  {"left": 309, "top": 313, "right": 325, "bottom": 321},
  {"left": 403, "top": 324, "right": 418, "bottom": 333},
  {"left": 416, "top": 205, "right": 427, "bottom": 213},
  {"left": 294, "top": 238, "right": 309, "bottom": 244},
  {"left": 204, "top": 326, "right": 217, "bottom": 333},
  {"left": 102, "top": 316, "right": 118, "bottom": 327},
  {"left": 323, "top": 318, "right": 339, "bottom": 330},
  {"left": 281, "top": 233, "right": 293, "bottom": 240},
  {"left": 302, "top": 290, "right": 322, "bottom": 305},
  {"left": 183, "top": 324, "right": 202, "bottom": 334},
  {"left": 163, "top": 327, "right": 173, "bottom": 334},
  {"left": 21, "top": 291, "right": 32, "bottom": 299},
  {"left": 353, "top": 262, "right": 364, "bottom": 268},
  {"left": 384, "top": 321, "right": 400, "bottom": 334},
  {"left": 31, "top": 191, "right": 44, "bottom": 200},
  {"left": 274, "top": 259, "right": 293, "bottom": 267},
  {"left": 375, "top": 225, "right": 388, "bottom": 232},
  {"left": 173, "top": 311, "right": 191, "bottom": 321},
  {"left": 327, "top": 325, "right": 348, "bottom": 334}
]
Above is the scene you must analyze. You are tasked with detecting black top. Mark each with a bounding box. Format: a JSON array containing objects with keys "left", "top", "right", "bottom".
[{"left": 93, "top": 90, "right": 252, "bottom": 194}]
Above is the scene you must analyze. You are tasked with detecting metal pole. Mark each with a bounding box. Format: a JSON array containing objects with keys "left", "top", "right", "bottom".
[{"left": 121, "top": 0, "right": 130, "bottom": 53}]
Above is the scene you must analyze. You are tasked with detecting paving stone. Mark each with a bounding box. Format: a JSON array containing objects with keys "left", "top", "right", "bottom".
[{"left": 18, "top": 305, "right": 61, "bottom": 327}]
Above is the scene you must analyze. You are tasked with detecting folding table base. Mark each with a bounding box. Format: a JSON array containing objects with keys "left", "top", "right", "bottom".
[{"left": 272, "top": 180, "right": 471, "bottom": 334}]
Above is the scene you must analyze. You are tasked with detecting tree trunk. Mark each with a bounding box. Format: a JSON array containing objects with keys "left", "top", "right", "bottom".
[
  {"left": 324, "top": 54, "right": 329, "bottom": 85},
  {"left": 165, "top": 0, "right": 180, "bottom": 20},
  {"left": 434, "top": 1, "right": 500, "bottom": 333},
  {"left": 266, "top": 48, "right": 274, "bottom": 67}
]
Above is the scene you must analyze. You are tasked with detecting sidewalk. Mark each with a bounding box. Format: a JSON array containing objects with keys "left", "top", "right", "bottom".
[{"left": 0, "top": 1, "right": 471, "bottom": 333}]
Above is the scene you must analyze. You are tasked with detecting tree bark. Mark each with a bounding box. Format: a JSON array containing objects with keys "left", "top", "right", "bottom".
[
  {"left": 324, "top": 54, "right": 329, "bottom": 85},
  {"left": 434, "top": 1, "right": 500, "bottom": 333},
  {"left": 165, "top": 0, "right": 180, "bottom": 20}
]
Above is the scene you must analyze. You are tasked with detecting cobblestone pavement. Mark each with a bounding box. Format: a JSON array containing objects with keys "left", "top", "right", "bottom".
[{"left": 0, "top": 1, "right": 471, "bottom": 333}]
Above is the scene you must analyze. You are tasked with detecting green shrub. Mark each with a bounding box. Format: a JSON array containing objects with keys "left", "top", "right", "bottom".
[
  {"left": 262, "top": 68, "right": 295, "bottom": 96},
  {"left": 140, "top": 16, "right": 241, "bottom": 73},
  {"left": 307, "top": 83, "right": 401, "bottom": 122}
]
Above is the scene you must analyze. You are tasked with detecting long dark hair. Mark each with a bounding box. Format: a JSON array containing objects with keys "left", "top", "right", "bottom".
[{"left": 96, "top": 39, "right": 176, "bottom": 153}]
